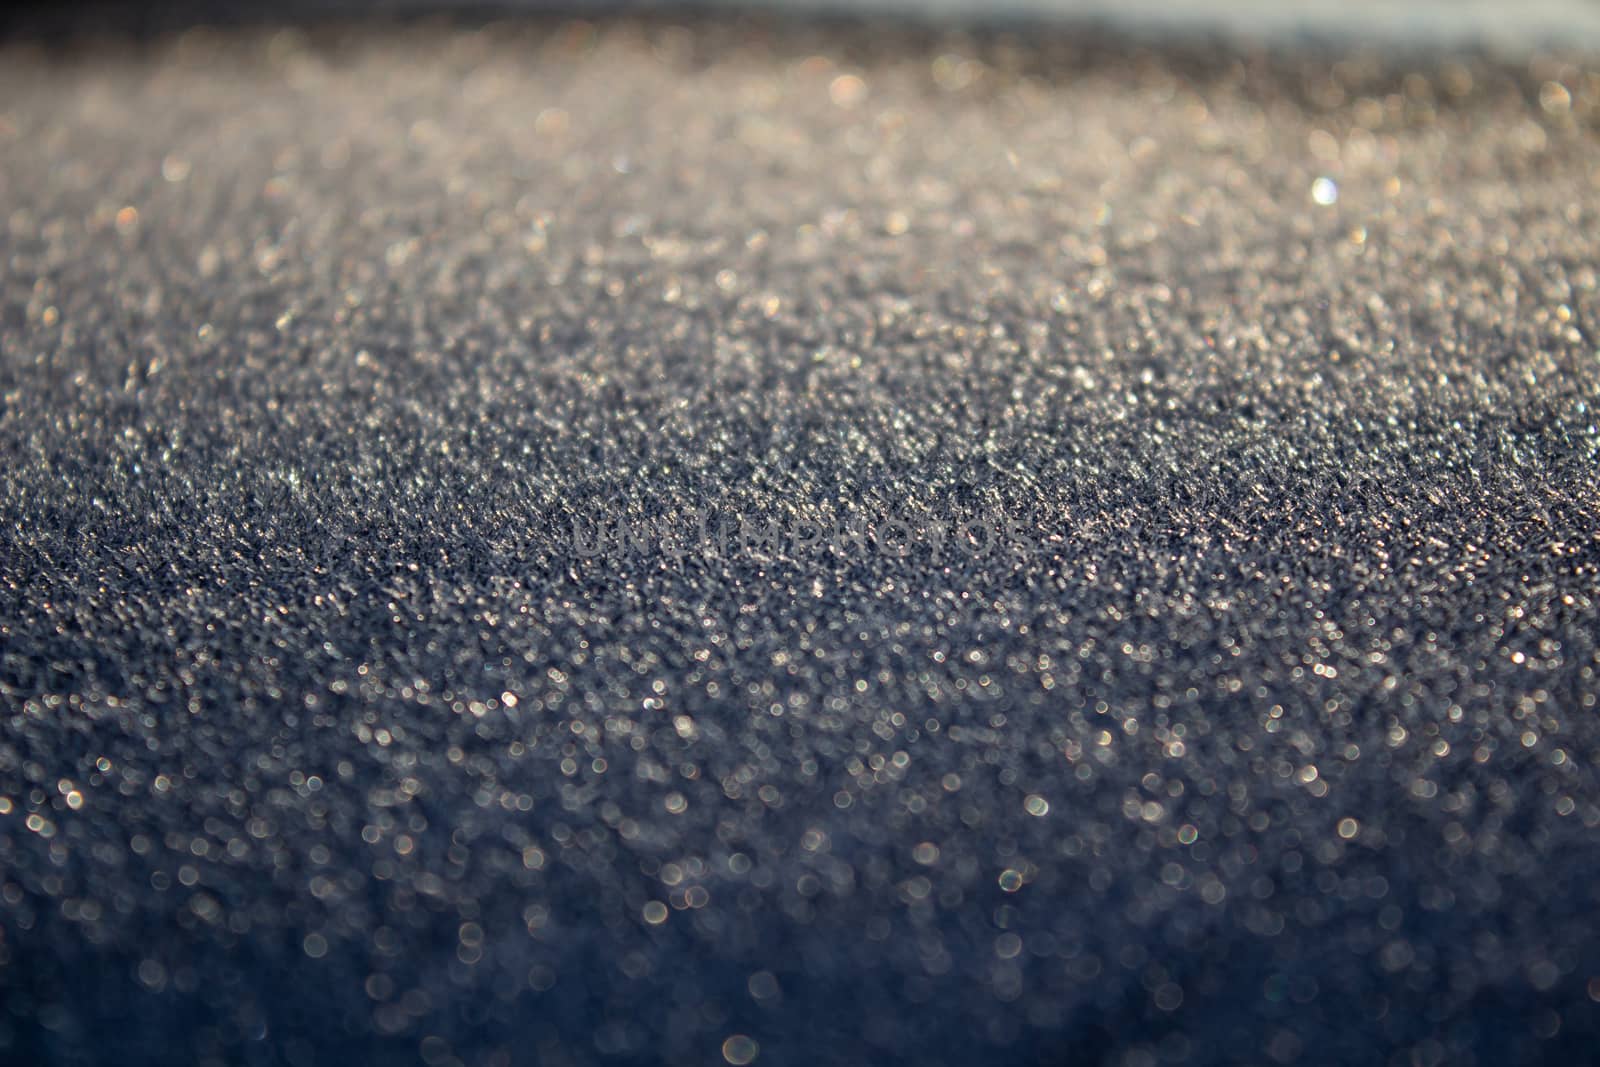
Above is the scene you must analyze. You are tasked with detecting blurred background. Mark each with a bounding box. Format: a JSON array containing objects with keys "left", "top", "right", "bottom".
[{"left": 7, "top": 0, "right": 1600, "bottom": 49}]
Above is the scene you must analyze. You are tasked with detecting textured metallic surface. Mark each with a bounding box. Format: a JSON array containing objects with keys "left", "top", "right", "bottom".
[{"left": 2, "top": 11, "right": 1599, "bottom": 1066}]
